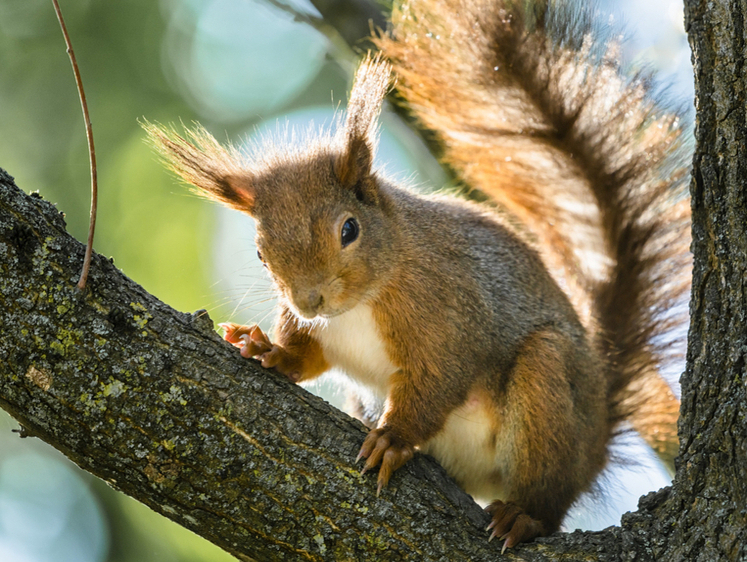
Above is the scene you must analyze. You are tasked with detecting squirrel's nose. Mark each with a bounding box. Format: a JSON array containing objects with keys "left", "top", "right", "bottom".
[
  {"left": 294, "top": 288, "right": 324, "bottom": 318},
  {"left": 307, "top": 289, "right": 323, "bottom": 310}
]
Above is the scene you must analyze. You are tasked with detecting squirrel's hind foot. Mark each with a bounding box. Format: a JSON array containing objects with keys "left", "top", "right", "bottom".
[
  {"left": 357, "top": 427, "right": 414, "bottom": 495},
  {"left": 485, "top": 500, "right": 545, "bottom": 552}
]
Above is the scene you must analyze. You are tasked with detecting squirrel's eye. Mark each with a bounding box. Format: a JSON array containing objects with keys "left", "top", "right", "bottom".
[
  {"left": 257, "top": 249, "right": 266, "bottom": 266},
  {"left": 341, "top": 217, "right": 359, "bottom": 247}
]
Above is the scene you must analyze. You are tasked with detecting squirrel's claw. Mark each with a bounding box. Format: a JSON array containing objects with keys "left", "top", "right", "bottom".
[
  {"left": 357, "top": 427, "right": 414, "bottom": 494},
  {"left": 219, "top": 323, "right": 269, "bottom": 348},
  {"left": 484, "top": 500, "right": 544, "bottom": 551},
  {"left": 220, "top": 323, "right": 300, "bottom": 382},
  {"left": 238, "top": 330, "right": 272, "bottom": 358},
  {"left": 218, "top": 322, "right": 245, "bottom": 344},
  {"left": 257, "top": 347, "right": 301, "bottom": 382}
]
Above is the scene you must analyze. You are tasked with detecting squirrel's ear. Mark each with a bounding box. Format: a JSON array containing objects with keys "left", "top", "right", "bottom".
[
  {"left": 334, "top": 54, "right": 391, "bottom": 202},
  {"left": 143, "top": 121, "right": 256, "bottom": 214}
]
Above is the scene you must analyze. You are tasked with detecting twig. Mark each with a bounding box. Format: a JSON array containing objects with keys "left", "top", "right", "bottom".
[
  {"left": 51, "top": 0, "right": 97, "bottom": 290},
  {"left": 12, "top": 424, "right": 36, "bottom": 439},
  {"left": 260, "top": 0, "right": 358, "bottom": 70}
]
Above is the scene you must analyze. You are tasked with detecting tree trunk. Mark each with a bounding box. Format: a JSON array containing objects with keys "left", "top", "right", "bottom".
[{"left": 619, "top": 1, "right": 747, "bottom": 560}]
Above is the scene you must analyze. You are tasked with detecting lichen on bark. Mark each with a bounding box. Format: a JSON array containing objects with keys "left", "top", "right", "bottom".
[{"left": 0, "top": 168, "right": 546, "bottom": 561}]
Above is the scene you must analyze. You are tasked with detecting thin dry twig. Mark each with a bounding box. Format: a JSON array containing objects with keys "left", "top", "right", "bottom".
[{"left": 51, "top": 0, "right": 97, "bottom": 290}]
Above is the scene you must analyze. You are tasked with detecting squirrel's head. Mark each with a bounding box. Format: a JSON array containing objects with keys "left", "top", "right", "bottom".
[{"left": 145, "top": 54, "right": 395, "bottom": 320}]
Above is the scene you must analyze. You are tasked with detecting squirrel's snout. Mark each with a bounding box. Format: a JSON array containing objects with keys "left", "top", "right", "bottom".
[{"left": 293, "top": 288, "right": 325, "bottom": 318}]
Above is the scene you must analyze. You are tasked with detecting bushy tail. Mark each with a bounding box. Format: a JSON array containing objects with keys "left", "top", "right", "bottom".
[{"left": 376, "top": 0, "right": 691, "bottom": 471}]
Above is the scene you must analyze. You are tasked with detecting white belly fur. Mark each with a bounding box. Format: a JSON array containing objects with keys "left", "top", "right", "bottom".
[
  {"left": 314, "top": 304, "right": 505, "bottom": 502},
  {"left": 312, "top": 304, "right": 398, "bottom": 399},
  {"left": 420, "top": 393, "right": 508, "bottom": 503}
]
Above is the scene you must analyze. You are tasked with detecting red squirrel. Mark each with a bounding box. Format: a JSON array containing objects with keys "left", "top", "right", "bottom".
[{"left": 145, "top": 0, "right": 691, "bottom": 550}]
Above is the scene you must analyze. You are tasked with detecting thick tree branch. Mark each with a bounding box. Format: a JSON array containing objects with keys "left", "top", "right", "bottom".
[{"left": 0, "top": 168, "right": 636, "bottom": 561}]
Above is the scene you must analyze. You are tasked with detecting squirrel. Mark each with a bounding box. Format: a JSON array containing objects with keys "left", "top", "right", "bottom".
[{"left": 144, "top": 0, "right": 691, "bottom": 550}]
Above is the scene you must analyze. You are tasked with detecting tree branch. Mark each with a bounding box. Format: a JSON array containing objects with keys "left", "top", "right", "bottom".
[{"left": 0, "top": 168, "right": 629, "bottom": 561}]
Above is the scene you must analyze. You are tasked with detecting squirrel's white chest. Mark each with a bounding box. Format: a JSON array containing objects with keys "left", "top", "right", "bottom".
[{"left": 312, "top": 304, "right": 398, "bottom": 397}]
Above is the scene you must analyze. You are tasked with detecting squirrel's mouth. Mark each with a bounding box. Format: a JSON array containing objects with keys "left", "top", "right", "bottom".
[
  {"left": 288, "top": 298, "right": 339, "bottom": 321},
  {"left": 286, "top": 283, "right": 369, "bottom": 321},
  {"left": 291, "top": 299, "right": 356, "bottom": 322},
  {"left": 300, "top": 306, "right": 344, "bottom": 321}
]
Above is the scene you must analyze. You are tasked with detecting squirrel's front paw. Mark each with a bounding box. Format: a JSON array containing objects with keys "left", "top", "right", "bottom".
[
  {"left": 485, "top": 500, "right": 545, "bottom": 553},
  {"left": 357, "top": 427, "right": 414, "bottom": 495},
  {"left": 219, "top": 323, "right": 301, "bottom": 382}
]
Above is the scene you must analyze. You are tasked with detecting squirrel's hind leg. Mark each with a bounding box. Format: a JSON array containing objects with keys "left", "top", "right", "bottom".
[{"left": 488, "top": 327, "right": 609, "bottom": 549}]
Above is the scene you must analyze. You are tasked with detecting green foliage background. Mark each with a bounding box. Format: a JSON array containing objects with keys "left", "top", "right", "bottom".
[{"left": 2, "top": 0, "right": 211, "bottom": 312}]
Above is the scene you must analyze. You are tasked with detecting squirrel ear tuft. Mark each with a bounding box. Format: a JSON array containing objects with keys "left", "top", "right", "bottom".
[
  {"left": 143, "top": 121, "right": 256, "bottom": 214},
  {"left": 335, "top": 136, "right": 373, "bottom": 195},
  {"left": 335, "top": 53, "right": 392, "bottom": 201}
]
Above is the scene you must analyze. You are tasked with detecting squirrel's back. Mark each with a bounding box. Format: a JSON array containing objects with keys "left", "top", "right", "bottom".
[
  {"left": 385, "top": 183, "right": 589, "bottom": 365},
  {"left": 377, "top": 0, "right": 691, "bottom": 470}
]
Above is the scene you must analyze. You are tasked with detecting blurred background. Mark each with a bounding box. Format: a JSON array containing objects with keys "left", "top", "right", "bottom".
[{"left": 0, "top": 0, "right": 692, "bottom": 560}]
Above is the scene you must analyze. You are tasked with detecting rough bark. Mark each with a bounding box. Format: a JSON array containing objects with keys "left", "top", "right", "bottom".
[
  {"left": 619, "top": 2, "right": 747, "bottom": 561},
  {"left": 679, "top": 0, "right": 747, "bottom": 555},
  {"left": 0, "top": 167, "right": 629, "bottom": 562}
]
